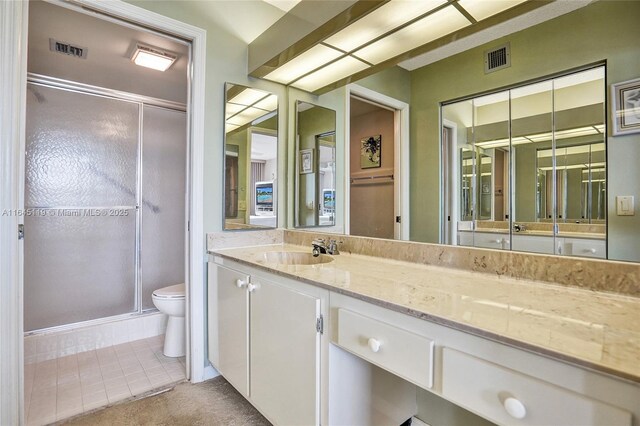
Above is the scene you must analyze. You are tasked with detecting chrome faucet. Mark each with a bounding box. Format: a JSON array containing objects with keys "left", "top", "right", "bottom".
[
  {"left": 513, "top": 223, "right": 526, "bottom": 232},
  {"left": 312, "top": 238, "right": 341, "bottom": 256}
]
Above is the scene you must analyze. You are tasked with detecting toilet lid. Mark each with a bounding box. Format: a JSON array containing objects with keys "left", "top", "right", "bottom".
[{"left": 152, "top": 283, "right": 185, "bottom": 299}]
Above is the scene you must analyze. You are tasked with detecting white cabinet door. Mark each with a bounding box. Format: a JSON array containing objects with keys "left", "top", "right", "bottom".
[
  {"left": 250, "top": 276, "right": 321, "bottom": 426},
  {"left": 214, "top": 264, "right": 250, "bottom": 397}
]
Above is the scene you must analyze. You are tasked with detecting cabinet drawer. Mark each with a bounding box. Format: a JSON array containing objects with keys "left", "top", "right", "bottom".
[
  {"left": 442, "top": 348, "right": 631, "bottom": 426},
  {"left": 337, "top": 308, "right": 434, "bottom": 390},
  {"left": 562, "top": 238, "right": 606, "bottom": 259}
]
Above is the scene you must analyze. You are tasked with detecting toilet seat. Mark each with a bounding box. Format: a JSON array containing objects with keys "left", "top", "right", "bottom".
[{"left": 152, "top": 283, "right": 185, "bottom": 299}]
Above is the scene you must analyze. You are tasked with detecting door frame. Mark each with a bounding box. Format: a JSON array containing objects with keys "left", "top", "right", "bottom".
[
  {"left": 1, "top": 1, "right": 207, "bottom": 423},
  {"left": 345, "top": 84, "right": 410, "bottom": 240},
  {"left": 441, "top": 118, "right": 459, "bottom": 245}
]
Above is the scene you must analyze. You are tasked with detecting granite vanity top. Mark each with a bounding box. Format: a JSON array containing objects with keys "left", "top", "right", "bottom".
[{"left": 211, "top": 244, "right": 640, "bottom": 383}]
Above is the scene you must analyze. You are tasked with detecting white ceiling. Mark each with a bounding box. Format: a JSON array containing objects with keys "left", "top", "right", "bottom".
[{"left": 28, "top": 1, "right": 189, "bottom": 103}]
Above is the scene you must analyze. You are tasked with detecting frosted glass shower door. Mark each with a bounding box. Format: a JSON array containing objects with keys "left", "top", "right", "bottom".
[
  {"left": 140, "top": 106, "right": 186, "bottom": 309},
  {"left": 24, "top": 83, "right": 139, "bottom": 331}
]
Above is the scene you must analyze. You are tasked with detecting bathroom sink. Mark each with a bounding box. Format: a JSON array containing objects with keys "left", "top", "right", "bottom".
[{"left": 263, "top": 251, "right": 334, "bottom": 265}]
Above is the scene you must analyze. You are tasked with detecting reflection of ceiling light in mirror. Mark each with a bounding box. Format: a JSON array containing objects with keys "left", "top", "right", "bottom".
[
  {"left": 354, "top": 6, "right": 471, "bottom": 65},
  {"left": 292, "top": 56, "right": 369, "bottom": 92},
  {"left": 229, "top": 88, "right": 270, "bottom": 106},
  {"left": 228, "top": 107, "right": 270, "bottom": 127},
  {"left": 225, "top": 102, "right": 246, "bottom": 119},
  {"left": 475, "top": 125, "right": 606, "bottom": 148},
  {"left": 252, "top": 94, "right": 278, "bottom": 112},
  {"left": 324, "top": 0, "right": 446, "bottom": 52},
  {"left": 263, "top": 44, "right": 343, "bottom": 84},
  {"left": 225, "top": 123, "right": 240, "bottom": 134},
  {"left": 457, "top": 0, "right": 527, "bottom": 21},
  {"left": 131, "top": 44, "right": 177, "bottom": 71}
]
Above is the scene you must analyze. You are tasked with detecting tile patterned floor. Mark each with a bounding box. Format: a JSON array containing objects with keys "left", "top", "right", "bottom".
[{"left": 25, "top": 335, "right": 186, "bottom": 426}]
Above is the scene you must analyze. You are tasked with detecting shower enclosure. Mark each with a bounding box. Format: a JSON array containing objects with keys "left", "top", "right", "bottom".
[{"left": 24, "top": 76, "right": 187, "bottom": 332}]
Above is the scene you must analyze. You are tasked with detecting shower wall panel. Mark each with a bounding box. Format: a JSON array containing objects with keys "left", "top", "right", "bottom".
[{"left": 140, "top": 106, "right": 187, "bottom": 309}]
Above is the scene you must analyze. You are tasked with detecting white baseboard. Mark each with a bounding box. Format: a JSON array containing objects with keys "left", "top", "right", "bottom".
[
  {"left": 24, "top": 312, "right": 167, "bottom": 364},
  {"left": 202, "top": 365, "right": 220, "bottom": 381}
]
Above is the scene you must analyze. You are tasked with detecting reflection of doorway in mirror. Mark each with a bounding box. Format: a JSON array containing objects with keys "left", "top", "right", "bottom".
[{"left": 349, "top": 96, "right": 395, "bottom": 240}]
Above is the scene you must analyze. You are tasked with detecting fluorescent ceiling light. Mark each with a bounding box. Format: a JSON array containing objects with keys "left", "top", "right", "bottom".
[
  {"left": 457, "top": 0, "right": 527, "bottom": 21},
  {"left": 355, "top": 6, "right": 471, "bottom": 65},
  {"left": 263, "top": 44, "right": 343, "bottom": 84},
  {"left": 131, "top": 44, "right": 177, "bottom": 72},
  {"left": 292, "top": 56, "right": 369, "bottom": 92},
  {"left": 324, "top": 0, "right": 447, "bottom": 52}
]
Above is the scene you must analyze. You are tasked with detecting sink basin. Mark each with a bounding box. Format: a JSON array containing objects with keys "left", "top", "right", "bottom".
[{"left": 263, "top": 251, "right": 334, "bottom": 265}]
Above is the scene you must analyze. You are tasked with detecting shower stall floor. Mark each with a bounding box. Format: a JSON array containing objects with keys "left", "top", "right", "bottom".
[{"left": 24, "top": 335, "right": 186, "bottom": 426}]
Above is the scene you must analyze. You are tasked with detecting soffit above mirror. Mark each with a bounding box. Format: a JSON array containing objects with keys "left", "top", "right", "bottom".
[{"left": 249, "top": 0, "right": 594, "bottom": 95}]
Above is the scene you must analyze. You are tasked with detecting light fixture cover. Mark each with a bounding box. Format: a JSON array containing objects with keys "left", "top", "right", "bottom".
[{"left": 131, "top": 44, "right": 177, "bottom": 72}]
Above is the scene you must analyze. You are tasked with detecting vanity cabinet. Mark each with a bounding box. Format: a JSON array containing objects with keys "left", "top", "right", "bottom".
[
  {"left": 442, "top": 348, "right": 631, "bottom": 426},
  {"left": 330, "top": 292, "right": 638, "bottom": 426},
  {"left": 212, "top": 265, "right": 250, "bottom": 397},
  {"left": 208, "top": 259, "right": 328, "bottom": 426}
]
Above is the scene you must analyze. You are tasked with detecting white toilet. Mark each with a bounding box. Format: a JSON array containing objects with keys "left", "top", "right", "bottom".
[{"left": 152, "top": 283, "right": 185, "bottom": 357}]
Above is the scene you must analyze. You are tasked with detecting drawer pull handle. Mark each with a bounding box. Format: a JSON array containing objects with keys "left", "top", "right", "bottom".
[
  {"left": 584, "top": 248, "right": 596, "bottom": 254},
  {"left": 236, "top": 279, "right": 247, "bottom": 289},
  {"left": 503, "top": 397, "right": 526, "bottom": 419},
  {"left": 367, "top": 338, "right": 381, "bottom": 353}
]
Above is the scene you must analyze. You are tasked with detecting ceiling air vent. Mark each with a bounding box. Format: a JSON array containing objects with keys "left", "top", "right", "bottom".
[
  {"left": 484, "top": 43, "right": 510, "bottom": 74},
  {"left": 49, "top": 38, "right": 88, "bottom": 59}
]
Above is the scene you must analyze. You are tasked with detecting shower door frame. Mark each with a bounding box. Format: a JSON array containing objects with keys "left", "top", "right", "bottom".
[
  {"left": 24, "top": 73, "right": 188, "bottom": 331},
  {"left": 1, "top": 1, "right": 208, "bottom": 423}
]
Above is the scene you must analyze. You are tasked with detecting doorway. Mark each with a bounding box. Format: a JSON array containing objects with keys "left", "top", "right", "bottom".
[
  {"left": 346, "top": 85, "right": 409, "bottom": 240},
  {"left": 23, "top": 1, "right": 191, "bottom": 422},
  {"left": 349, "top": 96, "right": 396, "bottom": 239}
]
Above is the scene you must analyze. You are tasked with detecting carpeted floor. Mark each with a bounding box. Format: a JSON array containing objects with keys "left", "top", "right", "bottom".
[{"left": 58, "top": 376, "right": 271, "bottom": 426}]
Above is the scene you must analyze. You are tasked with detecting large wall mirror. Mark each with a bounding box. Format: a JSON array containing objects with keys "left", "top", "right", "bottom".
[
  {"left": 295, "top": 101, "right": 336, "bottom": 228},
  {"left": 442, "top": 66, "right": 606, "bottom": 259},
  {"left": 223, "top": 83, "right": 278, "bottom": 230}
]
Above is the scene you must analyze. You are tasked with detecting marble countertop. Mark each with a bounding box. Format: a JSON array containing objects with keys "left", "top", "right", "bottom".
[{"left": 211, "top": 244, "right": 640, "bottom": 383}]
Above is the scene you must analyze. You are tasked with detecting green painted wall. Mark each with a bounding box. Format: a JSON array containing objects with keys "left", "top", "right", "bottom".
[
  {"left": 356, "top": 66, "right": 412, "bottom": 105},
  {"left": 409, "top": 1, "right": 640, "bottom": 261}
]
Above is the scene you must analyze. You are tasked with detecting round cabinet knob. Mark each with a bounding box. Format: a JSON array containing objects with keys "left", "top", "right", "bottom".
[
  {"left": 247, "top": 283, "right": 258, "bottom": 293},
  {"left": 503, "top": 397, "right": 527, "bottom": 419},
  {"left": 495, "top": 239, "right": 502, "bottom": 244},
  {"left": 367, "top": 338, "right": 381, "bottom": 353},
  {"left": 586, "top": 248, "right": 596, "bottom": 254},
  {"left": 236, "top": 279, "right": 247, "bottom": 288}
]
